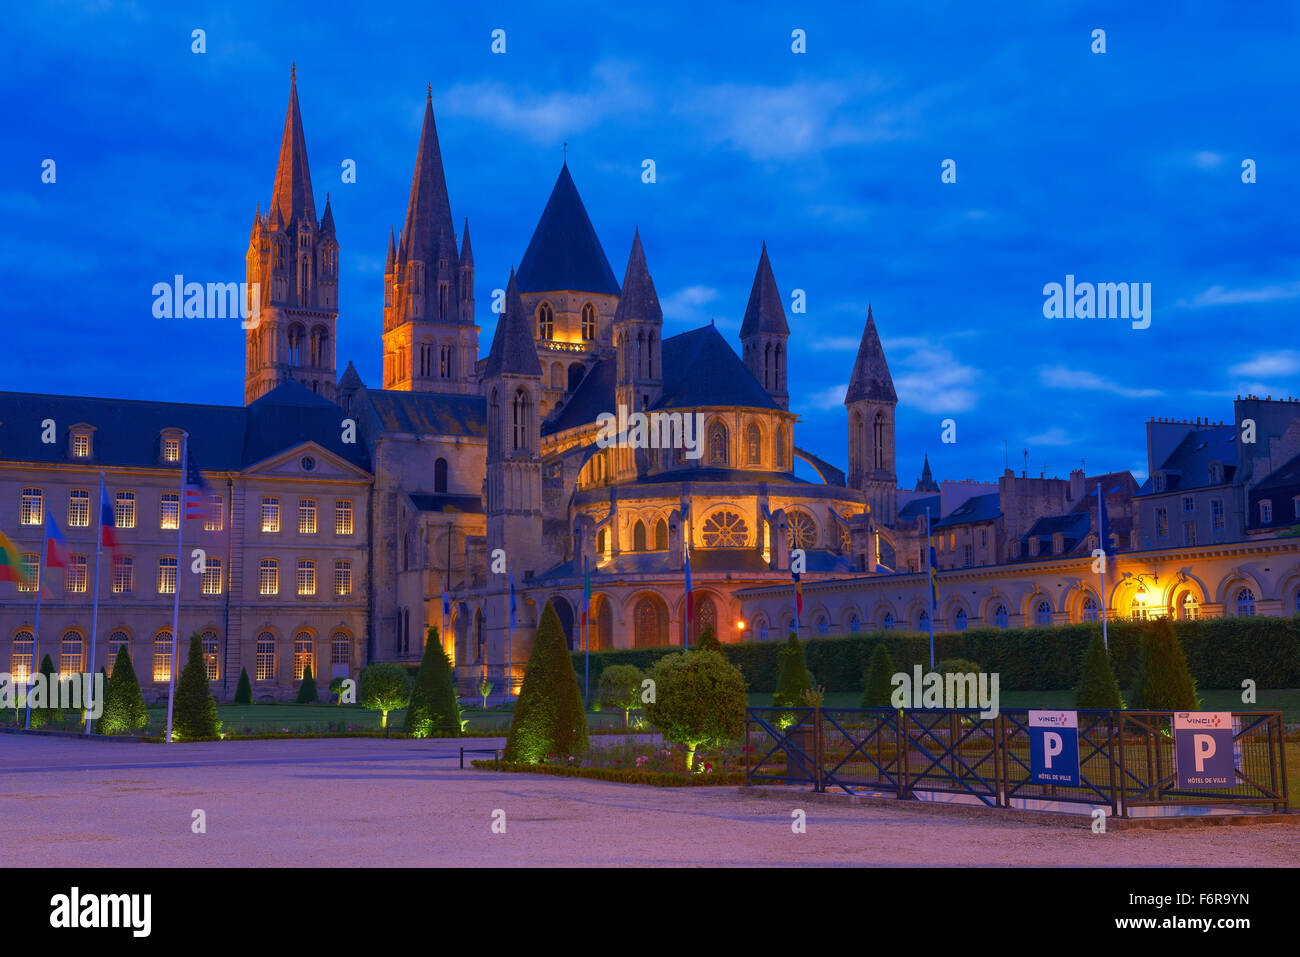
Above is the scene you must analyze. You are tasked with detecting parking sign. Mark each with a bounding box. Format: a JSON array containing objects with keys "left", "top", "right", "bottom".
[
  {"left": 1173, "top": 712, "right": 1236, "bottom": 789},
  {"left": 1028, "top": 710, "right": 1080, "bottom": 786}
]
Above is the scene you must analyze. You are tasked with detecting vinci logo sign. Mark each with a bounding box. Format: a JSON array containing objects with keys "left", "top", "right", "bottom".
[
  {"left": 1173, "top": 712, "right": 1237, "bottom": 789},
  {"left": 1028, "top": 710, "right": 1079, "bottom": 786}
]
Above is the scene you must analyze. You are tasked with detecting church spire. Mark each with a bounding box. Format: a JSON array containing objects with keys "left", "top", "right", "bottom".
[
  {"left": 270, "top": 65, "right": 316, "bottom": 227},
  {"left": 739, "top": 241, "right": 790, "bottom": 410},
  {"left": 400, "top": 88, "right": 455, "bottom": 268},
  {"left": 740, "top": 241, "right": 789, "bottom": 337},
  {"left": 846, "top": 305, "right": 897, "bottom": 403},
  {"left": 484, "top": 269, "right": 542, "bottom": 378}
]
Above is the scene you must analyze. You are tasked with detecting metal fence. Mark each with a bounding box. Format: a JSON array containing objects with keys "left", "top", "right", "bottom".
[{"left": 745, "top": 707, "right": 1290, "bottom": 815}]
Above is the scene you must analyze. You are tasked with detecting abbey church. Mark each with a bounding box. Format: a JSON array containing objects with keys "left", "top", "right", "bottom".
[{"left": 5, "top": 71, "right": 1300, "bottom": 700}]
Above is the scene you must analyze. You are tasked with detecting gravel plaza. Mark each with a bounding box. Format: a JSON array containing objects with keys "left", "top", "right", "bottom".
[{"left": 1, "top": 735, "right": 1295, "bottom": 867}]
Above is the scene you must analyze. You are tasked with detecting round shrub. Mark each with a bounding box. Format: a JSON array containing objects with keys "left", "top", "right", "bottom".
[
  {"left": 359, "top": 662, "right": 411, "bottom": 729},
  {"left": 643, "top": 650, "right": 747, "bottom": 771},
  {"left": 598, "top": 664, "right": 644, "bottom": 729}
]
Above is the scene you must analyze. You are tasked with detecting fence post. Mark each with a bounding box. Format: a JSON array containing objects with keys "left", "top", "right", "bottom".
[
  {"left": 898, "top": 709, "right": 910, "bottom": 800},
  {"left": 744, "top": 712, "right": 751, "bottom": 786},
  {"left": 814, "top": 707, "right": 824, "bottom": 794}
]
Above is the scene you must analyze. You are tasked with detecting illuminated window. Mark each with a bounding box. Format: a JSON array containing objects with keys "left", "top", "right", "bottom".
[
  {"left": 298, "top": 498, "right": 317, "bottom": 534},
  {"left": 334, "top": 560, "right": 352, "bottom": 596},
  {"left": 1035, "top": 601, "right": 1051, "bottom": 626},
  {"left": 202, "top": 630, "right": 220, "bottom": 681},
  {"left": 72, "top": 432, "right": 90, "bottom": 458},
  {"left": 335, "top": 500, "right": 353, "bottom": 535},
  {"left": 112, "top": 555, "right": 133, "bottom": 594},
  {"left": 538, "top": 302, "right": 554, "bottom": 340},
  {"left": 293, "top": 632, "right": 314, "bottom": 680},
  {"left": 261, "top": 497, "right": 280, "bottom": 533},
  {"left": 66, "top": 555, "right": 88, "bottom": 593},
  {"left": 160, "top": 493, "right": 180, "bottom": 530},
  {"left": 331, "top": 633, "right": 350, "bottom": 668},
  {"left": 581, "top": 302, "right": 596, "bottom": 340},
  {"left": 157, "top": 556, "right": 177, "bottom": 594},
  {"left": 256, "top": 632, "right": 276, "bottom": 681},
  {"left": 162, "top": 438, "right": 180, "bottom": 462},
  {"left": 19, "top": 554, "right": 39, "bottom": 593},
  {"left": 1155, "top": 507, "right": 1168, "bottom": 537},
  {"left": 11, "top": 630, "right": 34, "bottom": 683},
  {"left": 153, "top": 630, "right": 173, "bottom": 682},
  {"left": 1183, "top": 522, "right": 1196, "bottom": 546},
  {"left": 701, "top": 510, "right": 748, "bottom": 548},
  {"left": 115, "top": 491, "right": 136, "bottom": 529},
  {"left": 205, "top": 494, "right": 223, "bottom": 532},
  {"left": 708, "top": 422, "right": 728, "bottom": 465},
  {"left": 59, "top": 631, "right": 83, "bottom": 676},
  {"left": 20, "top": 488, "right": 42, "bottom": 525},
  {"left": 1236, "top": 587, "right": 1256, "bottom": 616},
  {"left": 1181, "top": 594, "right": 1200, "bottom": 620},
  {"left": 68, "top": 489, "right": 90, "bottom": 527},
  {"left": 1081, "top": 597, "right": 1099, "bottom": 622},
  {"left": 786, "top": 510, "right": 817, "bottom": 551},
  {"left": 747, "top": 424, "right": 762, "bottom": 465},
  {"left": 297, "top": 559, "right": 316, "bottom": 596},
  {"left": 201, "top": 557, "right": 223, "bottom": 595},
  {"left": 259, "top": 559, "right": 279, "bottom": 596},
  {"left": 106, "top": 632, "right": 129, "bottom": 676}
]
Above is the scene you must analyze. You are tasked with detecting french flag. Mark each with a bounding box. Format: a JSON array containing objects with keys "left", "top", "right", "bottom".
[
  {"left": 99, "top": 475, "right": 118, "bottom": 550},
  {"left": 44, "top": 513, "right": 69, "bottom": 568}
]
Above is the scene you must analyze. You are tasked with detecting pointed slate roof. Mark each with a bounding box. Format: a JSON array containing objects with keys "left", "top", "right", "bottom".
[
  {"left": 740, "top": 242, "right": 789, "bottom": 337},
  {"left": 484, "top": 271, "right": 542, "bottom": 378},
  {"left": 400, "top": 90, "right": 456, "bottom": 267},
  {"left": 385, "top": 227, "right": 396, "bottom": 272},
  {"left": 613, "top": 229, "right": 662, "bottom": 324},
  {"left": 270, "top": 67, "right": 316, "bottom": 226},
  {"left": 320, "top": 193, "right": 335, "bottom": 235},
  {"left": 338, "top": 360, "right": 364, "bottom": 392},
  {"left": 459, "top": 217, "right": 473, "bottom": 266},
  {"left": 655, "top": 325, "right": 779, "bottom": 410},
  {"left": 845, "top": 307, "right": 897, "bottom": 404},
  {"left": 516, "top": 164, "right": 620, "bottom": 296}
]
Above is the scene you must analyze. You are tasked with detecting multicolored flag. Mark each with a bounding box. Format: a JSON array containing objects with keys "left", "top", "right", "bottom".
[
  {"left": 0, "top": 531, "right": 32, "bottom": 587},
  {"left": 183, "top": 450, "right": 211, "bottom": 520},
  {"left": 684, "top": 544, "right": 694, "bottom": 623},
  {"left": 99, "top": 475, "right": 117, "bottom": 551},
  {"left": 441, "top": 575, "right": 451, "bottom": 619},
  {"left": 44, "top": 513, "right": 68, "bottom": 568},
  {"left": 792, "top": 568, "right": 803, "bottom": 616},
  {"left": 928, "top": 543, "right": 939, "bottom": 610}
]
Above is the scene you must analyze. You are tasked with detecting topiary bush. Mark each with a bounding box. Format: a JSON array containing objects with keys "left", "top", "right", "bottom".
[
  {"left": 99, "top": 647, "right": 148, "bottom": 734},
  {"left": 772, "top": 634, "right": 814, "bottom": 727},
  {"left": 693, "top": 625, "right": 723, "bottom": 654},
  {"left": 234, "top": 667, "right": 253, "bottom": 704},
  {"left": 359, "top": 662, "right": 411, "bottom": 729},
  {"left": 296, "top": 664, "right": 318, "bottom": 704},
  {"left": 173, "top": 632, "right": 221, "bottom": 740},
  {"left": 328, "top": 676, "right": 346, "bottom": 704},
  {"left": 1075, "top": 633, "right": 1125, "bottom": 709},
  {"left": 504, "top": 601, "right": 589, "bottom": 762},
  {"left": 643, "top": 650, "right": 747, "bottom": 771},
  {"left": 1131, "top": 619, "right": 1199, "bottom": 710},
  {"left": 598, "top": 664, "right": 644, "bottom": 729},
  {"left": 933, "top": 658, "right": 983, "bottom": 675},
  {"left": 860, "top": 642, "right": 896, "bottom": 708},
  {"left": 404, "top": 627, "right": 461, "bottom": 737}
]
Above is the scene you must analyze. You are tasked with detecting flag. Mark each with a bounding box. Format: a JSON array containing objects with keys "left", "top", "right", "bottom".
[
  {"left": 508, "top": 570, "right": 517, "bottom": 630},
  {"left": 184, "top": 450, "right": 212, "bottom": 520},
  {"left": 44, "top": 513, "right": 69, "bottom": 568},
  {"left": 99, "top": 475, "right": 117, "bottom": 550},
  {"left": 581, "top": 557, "right": 591, "bottom": 632},
  {"left": 0, "top": 531, "right": 32, "bottom": 587},
  {"left": 928, "top": 544, "right": 939, "bottom": 610},
  {"left": 684, "top": 545, "right": 694, "bottom": 622},
  {"left": 441, "top": 575, "right": 451, "bottom": 618},
  {"left": 792, "top": 568, "right": 803, "bottom": 615}
]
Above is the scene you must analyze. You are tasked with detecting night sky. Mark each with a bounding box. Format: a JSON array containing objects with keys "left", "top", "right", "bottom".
[{"left": 3, "top": 1, "right": 1297, "bottom": 487}]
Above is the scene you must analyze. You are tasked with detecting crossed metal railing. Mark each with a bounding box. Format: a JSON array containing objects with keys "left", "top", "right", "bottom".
[{"left": 745, "top": 707, "right": 1290, "bottom": 815}]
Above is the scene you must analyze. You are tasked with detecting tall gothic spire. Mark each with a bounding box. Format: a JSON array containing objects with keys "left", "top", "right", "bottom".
[
  {"left": 485, "top": 269, "right": 542, "bottom": 378},
  {"left": 613, "top": 228, "right": 662, "bottom": 324},
  {"left": 270, "top": 65, "right": 316, "bottom": 226},
  {"left": 846, "top": 305, "right": 897, "bottom": 404},
  {"left": 400, "top": 87, "right": 456, "bottom": 268},
  {"left": 740, "top": 241, "right": 789, "bottom": 337}
]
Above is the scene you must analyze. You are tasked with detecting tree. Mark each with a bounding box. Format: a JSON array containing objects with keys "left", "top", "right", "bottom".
[
  {"left": 861, "top": 642, "right": 896, "bottom": 708},
  {"left": 404, "top": 627, "right": 462, "bottom": 737},
  {"left": 598, "top": 664, "right": 644, "bottom": 729},
  {"left": 693, "top": 625, "right": 722, "bottom": 654},
  {"left": 328, "top": 676, "right": 346, "bottom": 704},
  {"left": 99, "top": 647, "right": 147, "bottom": 734},
  {"left": 772, "top": 634, "right": 813, "bottom": 727},
  {"left": 173, "top": 632, "right": 221, "bottom": 740},
  {"left": 504, "top": 601, "right": 589, "bottom": 762},
  {"left": 1131, "top": 619, "right": 1199, "bottom": 710},
  {"left": 233, "top": 667, "right": 253, "bottom": 705},
  {"left": 478, "top": 677, "right": 493, "bottom": 710},
  {"left": 1075, "top": 632, "right": 1125, "bottom": 709},
  {"left": 359, "top": 663, "right": 411, "bottom": 729},
  {"left": 643, "top": 650, "right": 747, "bottom": 771},
  {"left": 296, "top": 664, "right": 318, "bottom": 704},
  {"left": 29, "top": 654, "right": 61, "bottom": 728}
]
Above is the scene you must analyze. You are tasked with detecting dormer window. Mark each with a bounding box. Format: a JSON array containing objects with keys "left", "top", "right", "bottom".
[
  {"left": 1028, "top": 537, "right": 1040, "bottom": 556},
  {"left": 1052, "top": 532, "right": 1064, "bottom": 554},
  {"left": 69, "top": 424, "right": 94, "bottom": 460},
  {"left": 1208, "top": 462, "right": 1222, "bottom": 484},
  {"left": 161, "top": 435, "right": 181, "bottom": 463},
  {"left": 1260, "top": 500, "right": 1273, "bottom": 524},
  {"left": 1153, "top": 473, "right": 1166, "bottom": 493}
]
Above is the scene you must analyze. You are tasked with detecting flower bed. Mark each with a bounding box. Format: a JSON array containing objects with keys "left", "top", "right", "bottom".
[
  {"left": 472, "top": 738, "right": 748, "bottom": 785},
  {"left": 470, "top": 760, "right": 744, "bottom": 787}
]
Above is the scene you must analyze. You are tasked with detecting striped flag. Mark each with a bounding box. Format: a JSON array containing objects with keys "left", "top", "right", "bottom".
[
  {"left": 442, "top": 575, "right": 451, "bottom": 618},
  {"left": 99, "top": 475, "right": 117, "bottom": 551},
  {"left": 0, "top": 531, "right": 33, "bottom": 587},
  {"left": 928, "top": 543, "right": 939, "bottom": 610},
  {"left": 684, "top": 545, "right": 694, "bottom": 623},
  {"left": 792, "top": 568, "right": 803, "bottom": 615},
  {"left": 183, "top": 450, "right": 211, "bottom": 520},
  {"left": 44, "top": 513, "right": 69, "bottom": 568}
]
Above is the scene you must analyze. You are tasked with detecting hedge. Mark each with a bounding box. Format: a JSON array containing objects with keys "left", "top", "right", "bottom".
[
  {"left": 470, "top": 760, "right": 745, "bottom": 786},
  {"left": 570, "top": 616, "right": 1300, "bottom": 693}
]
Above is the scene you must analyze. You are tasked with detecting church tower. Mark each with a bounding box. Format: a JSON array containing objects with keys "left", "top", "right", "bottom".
[
  {"left": 381, "top": 88, "right": 478, "bottom": 395},
  {"left": 740, "top": 242, "right": 790, "bottom": 411},
  {"left": 846, "top": 306, "right": 898, "bottom": 525},
  {"left": 245, "top": 67, "right": 339, "bottom": 403},
  {"left": 613, "top": 229, "right": 663, "bottom": 414}
]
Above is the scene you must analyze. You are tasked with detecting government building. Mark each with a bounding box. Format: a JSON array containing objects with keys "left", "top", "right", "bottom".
[{"left": 3, "top": 71, "right": 1299, "bottom": 701}]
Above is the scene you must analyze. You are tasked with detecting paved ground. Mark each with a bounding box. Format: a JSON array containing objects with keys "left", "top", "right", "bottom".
[{"left": 0, "top": 735, "right": 1294, "bottom": 866}]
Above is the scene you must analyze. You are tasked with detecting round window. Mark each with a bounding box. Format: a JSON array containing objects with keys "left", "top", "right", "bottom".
[{"left": 301, "top": 455, "right": 316, "bottom": 472}]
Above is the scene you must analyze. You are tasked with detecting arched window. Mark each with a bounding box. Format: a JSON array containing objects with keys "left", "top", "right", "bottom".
[
  {"left": 776, "top": 426, "right": 787, "bottom": 469},
  {"left": 872, "top": 412, "right": 885, "bottom": 470},
  {"left": 597, "top": 529, "right": 607, "bottom": 556},
  {"left": 654, "top": 519, "right": 668, "bottom": 550},
  {"left": 581, "top": 302, "right": 596, "bottom": 341},
  {"left": 1236, "top": 587, "right": 1256, "bottom": 617},
  {"left": 881, "top": 612, "right": 894, "bottom": 632},
  {"left": 106, "top": 631, "right": 129, "bottom": 677},
  {"left": 758, "top": 619, "right": 770, "bottom": 642},
  {"left": 1181, "top": 594, "right": 1200, "bottom": 620},
  {"left": 816, "top": 615, "right": 829, "bottom": 635},
  {"left": 537, "top": 302, "right": 554, "bottom": 340},
  {"left": 701, "top": 510, "right": 748, "bottom": 548},
  {"left": 153, "top": 630, "right": 173, "bottom": 683},
  {"left": 202, "top": 630, "right": 220, "bottom": 681},
  {"left": 746, "top": 423, "right": 762, "bottom": 465},
  {"left": 708, "top": 421, "right": 728, "bottom": 465},
  {"left": 1081, "top": 596, "right": 1099, "bottom": 622},
  {"left": 512, "top": 390, "right": 529, "bottom": 450},
  {"left": 256, "top": 632, "right": 276, "bottom": 681},
  {"left": 953, "top": 608, "right": 968, "bottom": 631},
  {"left": 294, "top": 632, "right": 314, "bottom": 680},
  {"left": 1035, "top": 601, "right": 1052, "bottom": 626},
  {"left": 694, "top": 595, "right": 717, "bottom": 636},
  {"left": 59, "top": 630, "right": 83, "bottom": 676},
  {"left": 918, "top": 610, "right": 929, "bottom": 633},
  {"left": 10, "top": 629, "right": 33, "bottom": 683},
  {"left": 633, "top": 521, "right": 647, "bottom": 551},
  {"left": 992, "top": 604, "right": 1008, "bottom": 629},
  {"left": 847, "top": 613, "right": 861, "bottom": 633},
  {"left": 634, "top": 597, "right": 664, "bottom": 648},
  {"left": 331, "top": 632, "right": 351, "bottom": 676},
  {"left": 434, "top": 458, "right": 448, "bottom": 494}
]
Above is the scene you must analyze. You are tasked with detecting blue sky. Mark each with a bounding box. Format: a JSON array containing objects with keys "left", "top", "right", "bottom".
[{"left": 3, "top": 1, "right": 1297, "bottom": 487}]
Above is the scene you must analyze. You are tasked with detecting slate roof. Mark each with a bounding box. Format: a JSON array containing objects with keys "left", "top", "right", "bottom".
[
  {"left": 1136, "top": 426, "right": 1237, "bottom": 494},
  {"left": 484, "top": 271, "right": 543, "bottom": 378},
  {"left": 844, "top": 307, "right": 897, "bottom": 404},
  {"left": 612, "top": 230, "right": 662, "bottom": 325},
  {"left": 542, "top": 357, "right": 616, "bottom": 436},
  {"left": 1011, "top": 511, "right": 1093, "bottom": 561},
  {"left": 898, "top": 495, "right": 940, "bottom": 521},
  {"left": 400, "top": 92, "right": 457, "bottom": 273},
  {"left": 408, "top": 493, "right": 484, "bottom": 514},
  {"left": 357, "top": 388, "right": 486, "bottom": 438},
  {"left": 270, "top": 71, "right": 316, "bottom": 227},
  {"left": 932, "top": 492, "right": 1001, "bottom": 529},
  {"left": 655, "top": 326, "right": 780, "bottom": 411},
  {"left": 0, "top": 381, "right": 369, "bottom": 472},
  {"left": 1247, "top": 451, "right": 1300, "bottom": 531},
  {"left": 739, "top": 243, "right": 789, "bottom": 338},
  {"left": 516, "top": 164, "right": 620, "bottom": 296}
]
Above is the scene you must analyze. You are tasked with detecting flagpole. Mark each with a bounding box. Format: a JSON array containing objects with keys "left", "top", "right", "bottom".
[
  {"left": 506, "top": 573, "right": 513, "bottom": 699},
  {"left": 1097, "top": 483, "right": 1109, "bottom": 651},
  {"left": 24, "top": 534, "right": 48, "bottom": 731},
  {"left": 164, "top": 433, "right": 188, "bottom": 744},
  {"left": 925, "top": 507, "right": 935, "bottom": 669},
  {"left": 583, "top": 556, "right": 590, "bottom": 701},
  {"left": 85, "top": 472, "right": 106, "bottom": 733}
]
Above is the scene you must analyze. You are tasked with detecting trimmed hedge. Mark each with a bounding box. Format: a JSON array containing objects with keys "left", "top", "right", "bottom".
[
  {"left": 571, "top": 616, "right": 1300, "bottom": 693},
  {"left": 470, "top": 760, "right": 745, "bottom": 787}
]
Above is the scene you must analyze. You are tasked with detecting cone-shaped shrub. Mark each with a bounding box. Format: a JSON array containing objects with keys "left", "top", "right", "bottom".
[
  {"left": 29, "top": 654, "right": 61, "bottom": 728},
  {"left": 233, "top": 667, "right": 253, "bottom": 704},
  {"left": 860, "top": 642, "right": 896, "bottom": 707},
  {"left": 404, "top": 627, "right": 462, "bottom": 737},
  {"left": 504, "top": 602, "right": 588, "bottom": 762},
  {"left": 1075, "top": 632, "right": 1125, "bottom": 709},
  {"left": 643, "top": 649, "right": 747, "bottom": 771},
  {"left": 359, "top": 662, "right": 411, "bottom": 729},
  {"left": 693, "top": 625, "right": 722, "bottom": 654},
  {"left": 1131, "top": 618, "right": 1199, "bottom": 710},
  {"left": 173, "top": 633, "right": 221, "bottom": 739},
  {"left": 773, "top": 634, "right": 813, "bottom": 727},
  {"left": 598, "top": 664, "right": 644, "bottom": 729},
  {"left": 296, "top": 664, "right": 318, "bottom": 704},
  {"left": 99, "top": 647, "right": 148, "bottom": 734}
]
